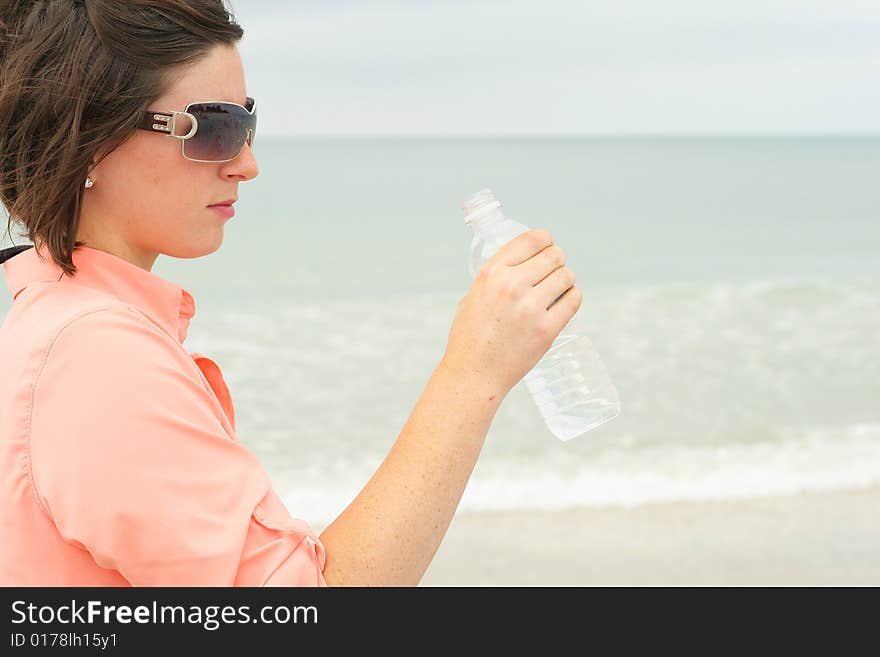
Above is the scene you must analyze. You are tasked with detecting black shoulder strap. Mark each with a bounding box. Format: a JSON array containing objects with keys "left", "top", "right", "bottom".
[{"left": 0, "top": 244, "right": 34, "bottom": 264}]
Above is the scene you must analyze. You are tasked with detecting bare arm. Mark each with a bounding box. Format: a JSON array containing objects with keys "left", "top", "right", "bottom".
[{"left": 317, "top": 357, "right": 504, "bottom": 586}]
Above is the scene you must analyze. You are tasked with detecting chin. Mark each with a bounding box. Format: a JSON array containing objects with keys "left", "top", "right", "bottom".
[{"left": 165, "top": 234, "right": 224, "bottom": 260}]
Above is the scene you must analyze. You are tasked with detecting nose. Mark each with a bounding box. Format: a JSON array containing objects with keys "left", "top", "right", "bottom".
[{"left": 223, "top": 139, "right": 259, "bottom": 180}]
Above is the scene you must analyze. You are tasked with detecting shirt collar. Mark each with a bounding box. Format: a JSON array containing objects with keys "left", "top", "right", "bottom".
[{"left": 2, "top": 243, "right": 195, "bottom": 344}]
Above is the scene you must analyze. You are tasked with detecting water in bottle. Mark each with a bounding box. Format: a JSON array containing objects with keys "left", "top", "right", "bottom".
[{"left": 460, "top": 188, "right": 621, "bottom": 441}]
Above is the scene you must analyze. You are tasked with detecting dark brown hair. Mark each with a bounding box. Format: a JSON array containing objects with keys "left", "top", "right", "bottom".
[{"left": 0, "top": 0, "right": 243, "bottom": 276}]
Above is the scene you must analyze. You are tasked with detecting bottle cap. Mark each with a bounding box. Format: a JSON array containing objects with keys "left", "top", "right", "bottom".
[{"left": 461, "top": 188, "right": 502, "bottom": 224}]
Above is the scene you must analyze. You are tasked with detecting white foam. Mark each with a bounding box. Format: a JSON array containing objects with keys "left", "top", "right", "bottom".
[{"left": 277, "top": 423, "right": 880, "bottom": 527}]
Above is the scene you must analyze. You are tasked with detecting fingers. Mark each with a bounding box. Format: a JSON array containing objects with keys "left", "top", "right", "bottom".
[
  {"left": 545, "top": 282, "right": 583, "bottom": 329},
  {"left": 534, "top": 265, "right": 577, "bottom": 310},
  {"left": 519, "top": 244, "right": 567, "bottom": 286},
  {"left": 492, "top": 229, "right": 554, "bottom": 268}
]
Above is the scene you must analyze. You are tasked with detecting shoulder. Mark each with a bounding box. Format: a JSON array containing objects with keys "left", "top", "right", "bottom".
[
  {"left": 4, "top": 281, "right": 174, "bottom": 363},
  {"left": 29, "top": 303, "right": 228, "bottom": 452},
  {"left": 3, "top": 291, "right": 193, "bottom": 407},
  {"left": 43, "top": 303, "right": 196, "bottom": 384}
]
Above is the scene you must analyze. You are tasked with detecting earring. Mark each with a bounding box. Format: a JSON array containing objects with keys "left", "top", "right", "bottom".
[{"left": 84, "top": 177, "right": 94, "bottom": 189}]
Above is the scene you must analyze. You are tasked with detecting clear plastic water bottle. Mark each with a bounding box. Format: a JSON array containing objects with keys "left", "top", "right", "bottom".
[{"left": 460, "top": 188, "right": 621, "bottom": 441}]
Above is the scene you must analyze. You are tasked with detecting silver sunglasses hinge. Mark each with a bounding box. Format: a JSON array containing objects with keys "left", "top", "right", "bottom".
[
  {"left": 152, "top": 112, "right": 197, "bottom": 139},
  {"left": 152, "top": 114, "right": 172, "bottom": 132}
]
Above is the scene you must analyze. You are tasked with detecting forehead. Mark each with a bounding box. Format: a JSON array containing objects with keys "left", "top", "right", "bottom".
[{"left": 157, "top": 44, "right": 249, "bottom": 108}]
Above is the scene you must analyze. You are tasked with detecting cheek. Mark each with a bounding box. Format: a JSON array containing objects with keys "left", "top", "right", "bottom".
[
  {"left": 144, "top": 162, "right": 212, "bottom": 214},
  {"left": 101, "top": 136, "right": 216, "bottom": 222},
  {"left": 124, "top": 135, "right": 203, "bottom": 193}
]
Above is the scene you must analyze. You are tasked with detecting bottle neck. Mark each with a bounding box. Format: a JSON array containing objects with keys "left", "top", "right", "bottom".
[{"left": 466, "top": 205, "right": 506, "bottom": 235}]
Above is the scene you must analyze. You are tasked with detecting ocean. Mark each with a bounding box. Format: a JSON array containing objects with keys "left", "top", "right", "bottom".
[{"left": 3, "top": 136, "right": 879, "bottom": 527}]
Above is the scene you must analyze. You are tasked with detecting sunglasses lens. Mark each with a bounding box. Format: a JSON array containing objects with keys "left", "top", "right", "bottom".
[{"left": 183, "top": 101, "right": 256, "bottom": 162}]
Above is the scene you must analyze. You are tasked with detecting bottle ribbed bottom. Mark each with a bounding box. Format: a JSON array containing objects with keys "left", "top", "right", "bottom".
[
  {"left": 522, "top": 336, "right": 621, "bottom": 441},
  {"left": 543, "top": 401, "right": 621, "bottom": 441}
]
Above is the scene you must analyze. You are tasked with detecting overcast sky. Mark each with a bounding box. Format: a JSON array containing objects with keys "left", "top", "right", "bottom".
[{"left": 231, "top": 0, "right": 880, "bottom": 137}]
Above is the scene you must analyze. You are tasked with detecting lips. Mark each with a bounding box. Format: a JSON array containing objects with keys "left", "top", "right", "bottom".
[
  {"left": 209, "top": 203, "right": 235, "bottom": 218},
  {"left": 208, "top": 198, "right": 237, "bottom": 207}
]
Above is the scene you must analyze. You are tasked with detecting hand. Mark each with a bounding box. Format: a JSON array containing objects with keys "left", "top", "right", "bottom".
[{"left": 441, "top": 229, "right": 582, "bottom": 396}]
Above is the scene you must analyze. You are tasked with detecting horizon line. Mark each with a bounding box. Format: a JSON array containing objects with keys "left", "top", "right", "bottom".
[{"left": 254, "top": 131, "right": 880, "bottom": 141}]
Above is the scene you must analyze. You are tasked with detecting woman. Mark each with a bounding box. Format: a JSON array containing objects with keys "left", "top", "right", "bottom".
[{"left": 0, "top": 0, "right": 581, "bottom": 586}]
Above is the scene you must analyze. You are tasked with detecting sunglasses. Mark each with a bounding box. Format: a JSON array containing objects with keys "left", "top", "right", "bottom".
[{"left": 136, "top": 97, "right": 257, "bottom": 162}]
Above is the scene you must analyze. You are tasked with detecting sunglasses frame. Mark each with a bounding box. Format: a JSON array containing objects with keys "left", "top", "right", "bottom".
[{"left": 136, "top": 96, "right": 257, "bottom": 163}]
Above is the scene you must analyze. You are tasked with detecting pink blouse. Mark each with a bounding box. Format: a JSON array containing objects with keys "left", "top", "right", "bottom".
[{"left": 0, "top": 243, "right": 327, "bottom": 586}]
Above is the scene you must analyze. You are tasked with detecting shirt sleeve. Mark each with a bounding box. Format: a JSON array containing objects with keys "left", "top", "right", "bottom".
[{"left": 28, "top": 306, "right": 327, "bottom": 586}]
